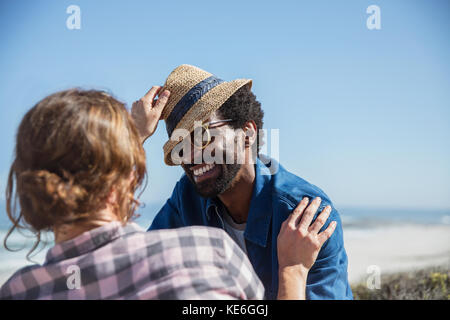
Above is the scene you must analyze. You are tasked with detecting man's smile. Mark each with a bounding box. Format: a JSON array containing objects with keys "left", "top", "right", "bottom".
[{"left": 189, "top": 163, "right": 221, "bottom": 183}]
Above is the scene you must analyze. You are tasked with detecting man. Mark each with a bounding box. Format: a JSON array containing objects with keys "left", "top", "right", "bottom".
[{"left": 149, "top": 65, "right": 353, "bottom": 299}]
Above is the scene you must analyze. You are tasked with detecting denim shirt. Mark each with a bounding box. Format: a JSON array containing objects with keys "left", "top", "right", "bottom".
[{"left": 149, "top": 156, "right": 353, "bottom": 300}]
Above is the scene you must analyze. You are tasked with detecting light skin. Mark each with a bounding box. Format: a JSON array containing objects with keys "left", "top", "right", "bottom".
[
  {"left": 55, "top": 86, "right": 336, "bottom": 300},
  {"left": 276, "top": 197, "right": 336, "bottom": 299},
  {"left": 53, "top": 172, "right": 134, "bottom": 243},
  {"left": 54, "top": 210, "right": 117, "bottom": 243}
]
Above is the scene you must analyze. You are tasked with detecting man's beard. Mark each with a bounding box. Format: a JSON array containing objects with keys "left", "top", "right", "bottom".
[{"left": 183, "top": 163, "right": 242, "bottom": 198}]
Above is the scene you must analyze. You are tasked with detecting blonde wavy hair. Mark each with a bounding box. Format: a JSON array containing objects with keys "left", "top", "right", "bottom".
[{"left": 4, "top": 89, "right": 147, "bottom": 259}]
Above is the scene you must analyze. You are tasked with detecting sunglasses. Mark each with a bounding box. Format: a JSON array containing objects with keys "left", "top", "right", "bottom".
[{"left": 190, "top": 119, "right": 235, "bottom": 149}]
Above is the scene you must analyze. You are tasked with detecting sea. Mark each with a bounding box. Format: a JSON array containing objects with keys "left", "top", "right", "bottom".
[{"left": 1, "top": 200, "right": 449, "bottom": 286}]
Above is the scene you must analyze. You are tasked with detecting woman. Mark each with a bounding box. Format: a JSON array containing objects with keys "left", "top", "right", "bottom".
[{"left": 0, "top": 86, "right": 335, "bottom": 299}]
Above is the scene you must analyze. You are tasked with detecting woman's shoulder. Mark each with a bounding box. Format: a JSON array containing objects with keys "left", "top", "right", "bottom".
[{"left": 0, "top": 264, "right": 41, "bottom": 299}]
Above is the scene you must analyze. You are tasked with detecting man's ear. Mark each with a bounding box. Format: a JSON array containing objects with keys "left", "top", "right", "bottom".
[{"left": 243, "top": 120, "right": 258, "bottom": 147}]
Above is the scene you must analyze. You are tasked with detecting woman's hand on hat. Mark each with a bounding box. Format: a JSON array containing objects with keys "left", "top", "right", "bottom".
[
  {"left": 131, "top": 86, "right": 170, "bottom": 144},
  {"left": 276, "top": 197, "right": 337, "bottom": 299}
]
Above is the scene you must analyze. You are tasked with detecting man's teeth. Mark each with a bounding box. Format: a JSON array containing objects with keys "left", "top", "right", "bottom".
[{"left": 193, "top": 164, "right": 216, "bottom": 177}]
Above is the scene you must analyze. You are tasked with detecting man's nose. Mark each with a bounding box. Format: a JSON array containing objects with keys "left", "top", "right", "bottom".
[{"left": 190, "top": 144, "right": 203, "bottom": 164}]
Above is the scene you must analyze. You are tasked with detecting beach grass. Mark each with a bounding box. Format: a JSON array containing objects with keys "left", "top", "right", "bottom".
[{"left": 351, "top": 266, "right": 449, "bottom": 300}]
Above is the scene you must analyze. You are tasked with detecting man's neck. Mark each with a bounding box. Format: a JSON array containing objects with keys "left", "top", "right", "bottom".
[{"left": 218, "top": 163, "right": 256, "bottom": 224}]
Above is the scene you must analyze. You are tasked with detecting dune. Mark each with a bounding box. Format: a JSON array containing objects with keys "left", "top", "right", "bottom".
[{"left": 344, "top": 224, "right": 450, "bottom": 284}]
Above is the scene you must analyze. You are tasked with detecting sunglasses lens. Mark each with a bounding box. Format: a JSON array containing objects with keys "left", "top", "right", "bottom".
[{"left": 191, "top": 127, "right": 210, "bottom": 149}]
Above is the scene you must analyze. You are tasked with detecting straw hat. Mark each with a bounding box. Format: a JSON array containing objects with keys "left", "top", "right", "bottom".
[{"left": 160, "top": 64, "right": 252, "bottom": 166}]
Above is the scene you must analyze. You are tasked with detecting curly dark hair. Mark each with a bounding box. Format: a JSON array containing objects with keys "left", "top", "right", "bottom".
[{"left": 217, "top": 84, "right": 264, "bottom": 153}]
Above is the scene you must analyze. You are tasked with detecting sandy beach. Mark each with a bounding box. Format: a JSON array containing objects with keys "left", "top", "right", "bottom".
[
  {"left": 345, "top": 224, "right": 450, "bottom": 284},
  {"left": 1, "top": 224, "right": 449, "bottom": 292}
]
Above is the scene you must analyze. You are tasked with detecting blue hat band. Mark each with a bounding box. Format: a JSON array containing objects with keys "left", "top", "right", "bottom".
[{"left": 166, "top": 75, "right": 224, "bottom": 136}]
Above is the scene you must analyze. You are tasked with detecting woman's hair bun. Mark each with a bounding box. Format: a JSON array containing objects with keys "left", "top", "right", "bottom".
[{"left": 17, "top": 170, "right": 87, "bottom": 229}]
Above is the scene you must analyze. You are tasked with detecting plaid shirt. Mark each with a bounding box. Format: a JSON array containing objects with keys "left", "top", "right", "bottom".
[{"left": 0, "top": 222, "right": 264, "bottom": 300}]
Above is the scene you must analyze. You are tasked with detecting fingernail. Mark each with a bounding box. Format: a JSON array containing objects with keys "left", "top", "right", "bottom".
[
  {"left": 316, "top": 197, "right": 321, "bottom": 202},
  {"left": 326, "top": 205, "right": 332, "bottom": 212},
  {"left": 161, "top": 90, "right": 170, "bottom": 97},
  {"left": 303, "top": 197, "right": 309, "bottom": 203}
]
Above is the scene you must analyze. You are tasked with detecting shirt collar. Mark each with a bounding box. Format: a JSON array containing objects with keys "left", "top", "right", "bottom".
[
  {"left": 206, "top": 157, "right": 274, "bottom": 247},
  {"left": 44, "top": 221, "right": 143, "bottom": 264}
]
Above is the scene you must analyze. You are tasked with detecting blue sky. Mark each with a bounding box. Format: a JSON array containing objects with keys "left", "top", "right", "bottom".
[{"left": 0, "top": 0, "right": 449, "bottom": 213}]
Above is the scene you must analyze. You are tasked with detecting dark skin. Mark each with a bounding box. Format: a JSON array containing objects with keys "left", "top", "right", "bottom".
[
  {"left": 132, "top": 86, "right": 336, "bottom": 299},
  {"left": 218, "top": 164, "right": 254, "bottom": 223},
  {"left": 181, "top": 111, "right": 258, "bottom": 223}
]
